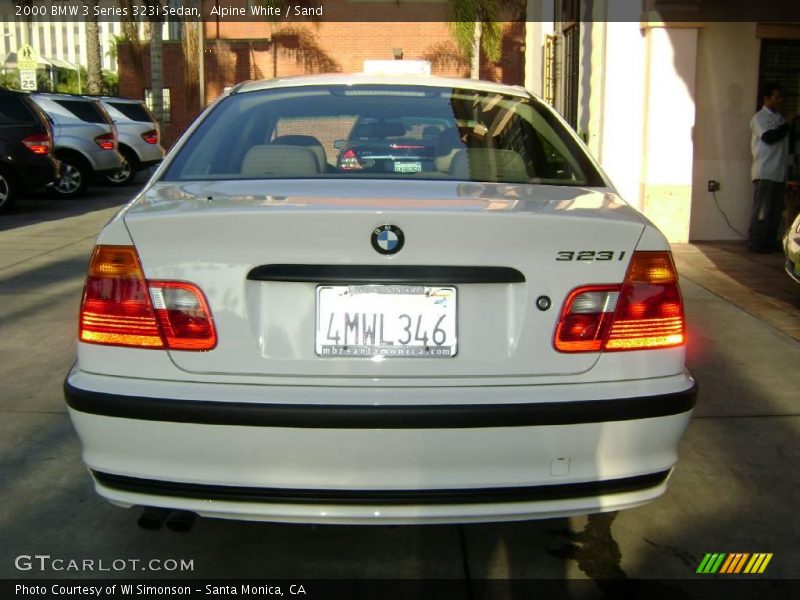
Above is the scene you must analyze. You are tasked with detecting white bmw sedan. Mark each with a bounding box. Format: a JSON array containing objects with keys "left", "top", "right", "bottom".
[{"left": 65, "top": 74, "right": 696, "bottom": 525}]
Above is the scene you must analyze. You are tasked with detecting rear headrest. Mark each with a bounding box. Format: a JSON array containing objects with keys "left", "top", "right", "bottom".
[
  {"left": 241, "top": 145, "right": 321, "bottom": 177},
  {"left": 271, "top": 135, "right": 327, "bottom": 171},
  {"left": 449, "top": 149, "right": 530, "bottom": 183}
]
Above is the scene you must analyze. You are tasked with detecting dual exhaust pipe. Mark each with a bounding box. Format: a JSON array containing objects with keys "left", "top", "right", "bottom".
[{"left": 137, "top": 507, "right": 196, "bottom": 532}]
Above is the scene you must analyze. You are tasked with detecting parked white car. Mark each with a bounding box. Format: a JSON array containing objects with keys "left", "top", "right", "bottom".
[
  {"left": 65, "top": 74, "right": 696, "bottom": 527},
  {"left": 30, "top": 93, "right": 123, "bottom": 197},
  {"left": 98, "top": 97, "right": 164, "bottom": 185}
]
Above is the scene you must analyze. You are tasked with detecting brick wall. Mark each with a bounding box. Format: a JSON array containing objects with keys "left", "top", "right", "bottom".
[{"left": 119, "top": 19, "right": 525, "bottom": 148}]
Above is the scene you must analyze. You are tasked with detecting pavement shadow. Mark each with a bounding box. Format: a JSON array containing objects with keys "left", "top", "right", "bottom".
[
  {"left": 591, "top": 280, "right": 800, "bottom": 592},
  {"left": 0, "top": 185, "right": 136, "bottom": 234},
  {"left": 691, "top": 241, "right": 800, "bottom": 311}
]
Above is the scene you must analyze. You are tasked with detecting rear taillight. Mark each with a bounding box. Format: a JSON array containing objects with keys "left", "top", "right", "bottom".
[
  {"left": 94, "top": 132, "right": 116, "bottom": 150},
  {"left": 79, "top": 246, "right": 161, "bottom": 348},
  {"left": 553, "top": 286, "right": 620, "bottom": 352},
  {"left": 79, "top": 246, "right": 216, "bottom": 351},
  {"left": 605, "top": 252, "right": 684, "bottom": 350},
  {"left": 150, "top": 282, "right": 217, "bottom": 350},
  {"left": 22, "top": 134, "right": 51, "bottom": 155},
  {"left": 339, "top": 149, "right": 364, "bottom": 170},
  {"left": 554, "top": 251, "right": 685, "bottom": 352},
  {"left": 141, "top": 129, "right": 159, "bottom": 144}
]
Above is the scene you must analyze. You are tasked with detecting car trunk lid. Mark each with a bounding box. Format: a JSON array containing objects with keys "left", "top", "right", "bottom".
[{"left": 123, "top": 180, "right": 646, "bottom": 379}]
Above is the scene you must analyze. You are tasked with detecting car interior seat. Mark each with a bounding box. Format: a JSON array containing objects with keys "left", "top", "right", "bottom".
[
  {"left": 271, "top": 134, "right": 329, "bottom": 172},
  {"left": 240, "top": 145, "right": 321, "bottom": 177},
  {"left": 449, "top": 149, "right": 530, "bottom": 183}
]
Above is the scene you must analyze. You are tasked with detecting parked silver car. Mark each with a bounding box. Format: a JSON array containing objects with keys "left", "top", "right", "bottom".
[
  {"left": 30, "top": 93, "right": 123, "bottom": 197},
  {"left": 98, "top": 97, "right": 164, "bottom": 185}
]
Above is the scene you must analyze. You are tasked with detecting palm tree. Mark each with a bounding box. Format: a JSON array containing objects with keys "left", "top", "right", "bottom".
[
  {"left": 181, "top": 7, "right": 201, "bottom": 111},
  {"left": 85, "top": 0, "right": 102, "bottom": 94},
  {"left": 143, "top": 0, "right": 164, "bottom": 126},
  {"left": 448, "top": 0, "right": 503, "bottom": 79}
]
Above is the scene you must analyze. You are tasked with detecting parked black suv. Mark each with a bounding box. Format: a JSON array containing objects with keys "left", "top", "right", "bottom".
[{"left": 0, "top": 88, "right": 59, "bottom": 213}]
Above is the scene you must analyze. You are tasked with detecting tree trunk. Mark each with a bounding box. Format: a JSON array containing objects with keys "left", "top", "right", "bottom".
[
  {"left": 181, "top": 16, "right": 199, "bottom": 111},
  {"left": 150, "top": 19, "right": 164, "bottom": 127},
  {"left": 86, "top": 1, "right": 102, "bottom": 95},
  {"left": 471, "top": 20, "right": 482, "bottom": 79}
]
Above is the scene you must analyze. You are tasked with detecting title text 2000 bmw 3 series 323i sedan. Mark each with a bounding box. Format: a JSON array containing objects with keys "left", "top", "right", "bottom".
[{"left": 64, "top": 74, "right": 696, "bottom": 525}]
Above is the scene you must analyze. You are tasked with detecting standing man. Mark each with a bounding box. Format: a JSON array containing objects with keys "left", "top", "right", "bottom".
[{"left": 749, "top": 83, "right": 794, "bottom": 253}]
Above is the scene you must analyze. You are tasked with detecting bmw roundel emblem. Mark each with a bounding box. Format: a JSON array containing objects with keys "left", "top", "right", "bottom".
[{"left": 371, "top": 224, "right": 405, "bottom": 255}]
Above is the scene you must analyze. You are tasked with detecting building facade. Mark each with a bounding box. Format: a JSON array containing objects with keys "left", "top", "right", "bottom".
[{"left": 537, "top": 1, "right": 800, "bottom": 242}]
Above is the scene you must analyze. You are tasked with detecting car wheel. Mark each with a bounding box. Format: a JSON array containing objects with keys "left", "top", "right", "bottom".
[
  {"left": 106, "top": 150, "right": 139, "bottom": 186},
  {"left": 0, "top": 168, "right": 16, "bottom": 214},
  {"left": 53, "top": 157, "right": 89, "bottom": 198}
]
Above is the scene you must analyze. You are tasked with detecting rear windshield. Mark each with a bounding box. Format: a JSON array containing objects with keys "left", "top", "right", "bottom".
[
  {"left": 54, "top": 99, "right": 107, "bottom": 124},
  {"left": 0, "top": 94, "right": 36, "bottom": 125},
  {"left": 107, "top": 101, "right": 153, "bottom": 123},
  {"left": 163, "top": 85, "right": 605, "bottom": 186}
]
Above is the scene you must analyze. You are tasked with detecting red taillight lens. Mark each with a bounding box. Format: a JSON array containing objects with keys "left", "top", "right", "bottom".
[
  {"left": 141, "top": 129, "right": 159, "bottom": 144},
  {"left": 554, "top": 286, "right": 620, "bottom": 352},
  {"left": 605, "top": 252, "right": 684, "bottom": 350},
  {"left": 554, "top": 251, "right": 685, "bottom": 353},
  {"left": 150, "top": 282, "right": 217, "bottom": 350},
  {"left": 339, "top": 149, "right": 363, "bottom": 170},
  {"left": 94, "top": 133, "right": 116, "bottom": 150},
  {"left": 22, "top": 134, "right": 51, "bottom": 155},
  {"left": 80, "top": 246, "right": 163, "bottom": 348},
  {"left": 79, "top": 246, "right": 216, "bottom": 351}
]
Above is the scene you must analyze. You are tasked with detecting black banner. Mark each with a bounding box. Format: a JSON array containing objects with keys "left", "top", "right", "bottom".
[
  {"left": 4, "top": 578, "right": 800, "bottom": 600},
  {"left": 2, "top": 0, "right": 800, "bottom": 23}
]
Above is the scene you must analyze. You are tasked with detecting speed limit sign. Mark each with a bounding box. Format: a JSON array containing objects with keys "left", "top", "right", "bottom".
[{"left": 20, "top": 70, "right": 37, "bottom": 91}]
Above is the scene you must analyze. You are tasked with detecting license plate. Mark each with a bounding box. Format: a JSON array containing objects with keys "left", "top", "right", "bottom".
[
  {"left": 394, "top": 161, "right": 422, "bottom": 173},
  {"left": 316, "top": 285, "right": 457, "bottom": 358}
]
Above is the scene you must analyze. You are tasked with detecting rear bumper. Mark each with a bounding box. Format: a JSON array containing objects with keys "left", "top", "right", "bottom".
[
  {"left": 65, "top": 379, "right": 695, "bottom": 428},
  {"left": 65, "top": 368, "right": 696, "bottom": 524},
  {"left": 89, "top": 469, "right": 673, "bottom": 524},
  {"left": 87, "top": 149, "right": 124, "bottom": 174},
  {"left": 133, "top": 144, "right": 165, "bottom": 166}
]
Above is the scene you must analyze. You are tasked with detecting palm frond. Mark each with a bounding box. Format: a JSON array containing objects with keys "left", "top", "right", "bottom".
[{"left": 447, "top": 0, "right": 503, "bottom": 64}]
